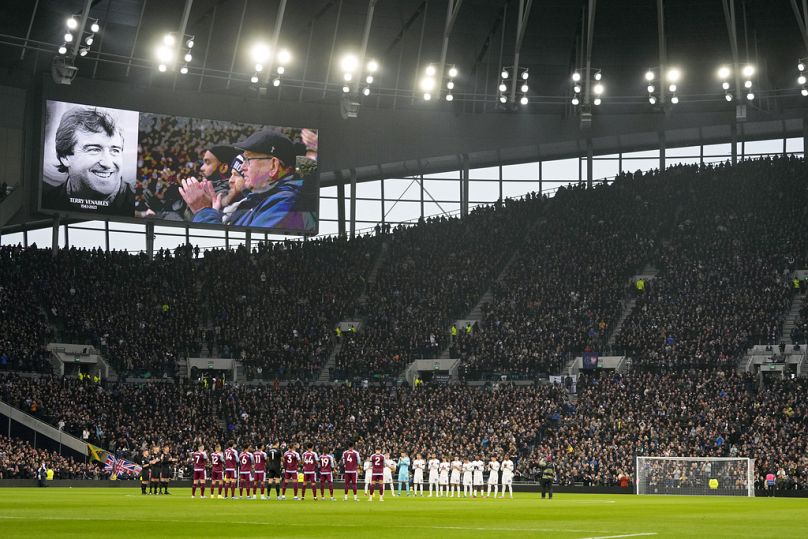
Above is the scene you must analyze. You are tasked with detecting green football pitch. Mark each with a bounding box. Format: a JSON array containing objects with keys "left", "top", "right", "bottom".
[{"left": 0, "top": 488, "right": 806, "bottom": 538}]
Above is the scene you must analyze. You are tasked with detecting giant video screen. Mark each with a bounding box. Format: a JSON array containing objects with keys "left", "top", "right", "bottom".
[{"left": 40, "top": 99, "right": 319, "bottom": 234}]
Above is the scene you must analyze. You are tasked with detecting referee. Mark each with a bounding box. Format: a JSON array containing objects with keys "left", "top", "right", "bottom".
[
  {"left": 540, "top": 457, "right": 556, "bottom": 500},
  {"left": 267, "top": 442, "right": 283, "bottom": 500},
  {"left": 137, "top": 448, "right": 151, "bottom": 495}
]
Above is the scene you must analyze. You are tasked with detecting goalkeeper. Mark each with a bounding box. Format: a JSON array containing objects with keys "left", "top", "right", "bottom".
[{"left": 540, "top": 456, "right": 556, "bottom": 499}]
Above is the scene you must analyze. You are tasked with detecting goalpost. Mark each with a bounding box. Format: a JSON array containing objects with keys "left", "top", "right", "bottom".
[{"left": 635, "top": 456, "right": 755, "bottom": 497}]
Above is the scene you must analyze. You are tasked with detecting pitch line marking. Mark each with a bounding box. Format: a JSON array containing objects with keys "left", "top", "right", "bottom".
[{"left": 578, "top": 533, "right": 657, "bottom": 539}]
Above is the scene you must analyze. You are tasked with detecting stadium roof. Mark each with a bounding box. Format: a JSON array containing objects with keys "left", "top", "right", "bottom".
[{"left": 0, "top": 0, "right": 805, "bottom": 112}]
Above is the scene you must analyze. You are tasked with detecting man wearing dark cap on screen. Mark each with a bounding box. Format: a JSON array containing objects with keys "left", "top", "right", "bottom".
[
  {"left": 180, "top": 130, "right": 316, "bottom": 231},
  {"left": 200, "top": 145, "right": 242, "bottom": 197}
]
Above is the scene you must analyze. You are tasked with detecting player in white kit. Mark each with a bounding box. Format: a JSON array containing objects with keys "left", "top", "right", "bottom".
[
  {"left": 412, "top": 454, "right": 426, "bottom": 496},
  {"left": 472, "top": 455, "right": 484, "bottom": 497},
  {"left": 462, "top": 458, "right": 474, "bottom": 497},
  {"left": 383, "top": 453, "right": 394, "bottom": 492},
  {"left": 500, "top": 455, "right": 514, "bottom": 498},
  {"left": 438, "top": 458, "right": 450, "bottom": 497},
  {"left": 363, "top": 459, "right": 372, "bottom": 495},
  {"left": 427, "top": 454, "right": 440, "bottom": 497},
  {"left": 486, "top": 456, "right": 500, "bottom": 498},
  {"left": 449, "top": 456, "right": 462, "bottom": 497}
]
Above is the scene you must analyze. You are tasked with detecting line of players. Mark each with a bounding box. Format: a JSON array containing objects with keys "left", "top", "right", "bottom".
[{"left": 189, "top": 440, "right": 515, "bottom": 502}]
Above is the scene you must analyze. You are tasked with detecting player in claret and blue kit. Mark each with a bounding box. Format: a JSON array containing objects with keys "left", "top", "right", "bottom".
[
  {"left": 238, "top": 444, "right": 254, "bottom": 499},
  {"left": 191, "top": 444, "right": 207, "bottom": 498},
  {"left": 281, "top": 444, "right": 301, "bottom": 500},
  {"left": 301, "top": 444, "right": 319, "bottom": 500},
  {"left": 341, "top": 442, "right": 360, "bottom": 502},
  {"left": 319, "top": 451, "right": 336, "bottom": 501},
  {"left": 368, "top": 448, "right": 386, "bottom": 502},
  {"left": 253, "top": 444, "right": 268, "bottom": 499}
]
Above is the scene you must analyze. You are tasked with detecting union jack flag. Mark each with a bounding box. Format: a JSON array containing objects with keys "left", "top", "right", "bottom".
[{"left": 104, "top": 454, "right": 142, "bottom": 477}]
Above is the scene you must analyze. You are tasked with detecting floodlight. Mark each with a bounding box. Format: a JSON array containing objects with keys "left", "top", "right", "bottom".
[
  {"left": 362, "top": 87, "right": 370, "bottom": 96},
  {"left": 67, "top": 17, "right": 78, "bottom": 30},
  {"left": 521, "top": 70, "right": 529, "bottom": 80},
  {"left": 799, "top": 62, "right": 806, "bottom": 72},
  {"left": 180, "top": 65, "right": 188, "bottom": 74},
  {"left": 366, "top": 75, "right": 373, "bottom": 84},
  {"left": 593, "top": 97, "right": 602, "bottom": 105},
  {"left": 571, "top": 96, "right": 580, "bottom": 105},
  {"left": 649, "top": 96, "right": 656, "bottom": 104},
  {"left": 573, "top": 84, "right": 581, "bottom": 93},
  {"left": 667, "top": 68, "right": 680, "bottom": 82},
  {"left": 800, "top": 75, "right": 807, "bottom": 85},
  {"left": 724, "top": 93, "right": 733, "bottom": 101},
  {"left": 277, "top": 49, "right": 291, "bottom": 65},
  {"left": 420, "top": 77, "right": 436, "bottom": 91},
  {"left": 718, "top": 66, "right": 730, "bottom": 79},
  {"left": 742, "top": 65, "right": 754, "bottom": 78},
  {"left": 593, "top": 83, "right": 604, "bottom": 95},
  {"left": 521, "top": 84, "right": 528, "bottom": 93},
  {"left": 425, "top": 64, "right": 436, "bottom": 77},
  {"left": 163, "top": 34, "right": 175, "bottom": 46},
  {"left": 252, "top": 43, "right": 270, "bottom": 64},
  {"left": 501, "top": 70, "right": 509, "bottom": 79},
  {"left": 255, "top": 63, "right": 263, "bottom": 72},
  {"left": 79, "top": 48, "right": 88, "bottom": 57},
  {"left": 645, "top": 70, "right": 655, "bottom": 82},
  {"left": 64, "top": 33, "right": 73, "bottom": 43},
  {"left": 447, "top": 81, "right": 454, "bottom": 90},
  {"left": 186, "top": 39, "right": 194, "bottom": 49},
  {"left": 746, "top": 92, "right": 754, "bottom": 100},
  {"left": 594, "top": 71, "right": 602, "bottom": 81},
  {"left": 572, "top": 72, "right": 581, "bottom": 82},
  {"left": 500, "top": 95, "right": 507, "bottom": 104},
  {"left": 498, "top": 83, "right": 507, "bottom": 92},
  {"left": 446, "top": 93, "right": 454, "bottom": 101},
  {"left": 647, "top": 85, "right": 655, "bottom": 93},
  {"left": 520, "top": 96, "right": 528, "bottom": 105},
  {"left": 158, "top": 63, "right": 167, "bottom": 72},
  {"left": 250, "top": 74, "right": 259, "bottom": 83},
  {"left": 671, "top": 95, "right": 679, "bottom": 104},
  {"left": 85, "top": 36, "right": 93, "bottom": 46},
  {"left": 90, "top": 22, "right": 100, "bottom": 33},
  {"left": 272, "top": 78, "right": 280, "bottom": 87},
  {"left": 340, "top": 54, "right": 358, "bottom": 73},
  {"left": 343, "top": 72, "right": 352, "bottom": 81},
  {"left": 423, "top": 92, "right": 432, "bottom": 101},
  {"left": 448, "top": 66, "right": 458, "bottom": 78},
  {"left": 156, "top": 45, "right": 173, "bottom": 63},
  {"left": 342, "top": 85, "right": 350, "bottom": 93},
  {"left": 276, "top": 66, "right": 285, "bottom": 74},
  {"left": 668, "top": 84, "right": 677, "bottom": 92},
  {"left": 367, "top": 60, "right": 379, "bottom": 73},
  {"left": 722, "top": 81, "right": 730, "bottom": 90},
  {"left": 184, "top": 53, "right": 192, "bottom": 63},
  {"left": 802, "top": 88, "right": 808, "bottom": 96},
  {"left": 744, "top": 80, "right": 752, "bottom": 88},
  {"left": 58, "top": 45, "right": 67, "bottom": 55}
]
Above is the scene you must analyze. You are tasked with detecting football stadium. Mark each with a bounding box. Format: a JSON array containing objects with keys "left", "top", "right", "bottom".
[{"left": 0, "top": 0, "right": 807, "bottom": 537}]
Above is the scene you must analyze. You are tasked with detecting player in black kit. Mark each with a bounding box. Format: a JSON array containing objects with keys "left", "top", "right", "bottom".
[
  {"left": 266, "top": 442, "right": 283, "bottom": 500},
  {"left": 149, "top": 445, "right": 161, "bottom": 494}
]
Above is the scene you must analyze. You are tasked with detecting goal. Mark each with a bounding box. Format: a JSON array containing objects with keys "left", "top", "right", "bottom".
[{"left": 635, "top": 456, "right": 755, "bottom": 497}]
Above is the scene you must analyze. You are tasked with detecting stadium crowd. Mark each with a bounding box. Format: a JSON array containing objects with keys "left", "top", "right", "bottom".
[
  {"left": 3, "top": 369, "right": 808, "bottom": 489},
  {"left": 334, "top": 195, "right": 543, "bottom": 380},
  {"left": 0, "top": 434, "right": 100, "bottom": 480}
]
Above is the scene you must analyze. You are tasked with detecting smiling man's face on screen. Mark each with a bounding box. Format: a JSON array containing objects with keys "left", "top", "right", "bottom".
[{"left": 61, "top": 128, "right": 124, "bottom": 197}]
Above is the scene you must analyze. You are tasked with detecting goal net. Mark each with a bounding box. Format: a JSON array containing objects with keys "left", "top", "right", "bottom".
[{"left": 636, "top": 456, "right": 755, "bottom": 497}]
